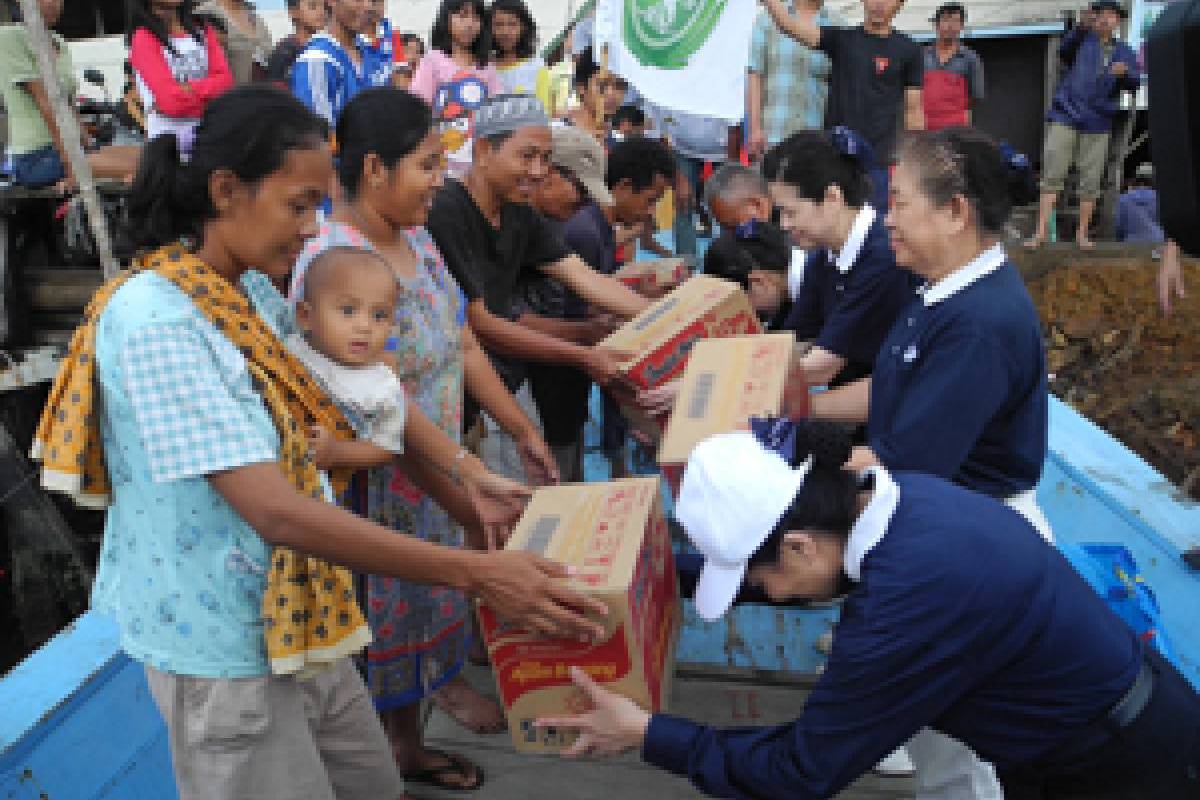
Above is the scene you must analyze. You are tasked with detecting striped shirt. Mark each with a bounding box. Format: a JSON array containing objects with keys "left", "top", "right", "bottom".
[{"left": 749, "top": 6, "right": 839, "bottom": 145}]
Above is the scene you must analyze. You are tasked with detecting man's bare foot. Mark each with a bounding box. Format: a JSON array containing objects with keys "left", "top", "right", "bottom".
[
  {"left": 1076, "top": 237, "right": 1096, "bottom": 250},
  {"left": 434, "top": 674, "right": 507, "bottom": 734},
  {"left": 1023, "top": 235, "right": 1045, "bottom": 249}
]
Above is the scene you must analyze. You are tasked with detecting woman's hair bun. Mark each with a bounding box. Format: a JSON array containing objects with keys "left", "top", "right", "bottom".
[{"left": 792, "top": 420, "right": 852, "bottom": 471}]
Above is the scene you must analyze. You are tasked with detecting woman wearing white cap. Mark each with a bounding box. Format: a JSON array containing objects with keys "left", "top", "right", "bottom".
[{"left": 536, "top": 422, "right": 1200, "bottom": 799}]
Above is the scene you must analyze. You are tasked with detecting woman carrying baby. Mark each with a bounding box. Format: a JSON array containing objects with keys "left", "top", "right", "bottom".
[{"left": 286, "top": 86, "right": 559, "bottom": 792}]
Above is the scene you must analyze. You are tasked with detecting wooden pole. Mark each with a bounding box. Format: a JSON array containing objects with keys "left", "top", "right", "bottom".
[{"left": 16, "top": 0, "right": 120, "bottom": 279}]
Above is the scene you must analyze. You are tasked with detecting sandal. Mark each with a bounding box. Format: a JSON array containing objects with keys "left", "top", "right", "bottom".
[{"left": 402, "top": 749, "right": 485, "bottom": 792}]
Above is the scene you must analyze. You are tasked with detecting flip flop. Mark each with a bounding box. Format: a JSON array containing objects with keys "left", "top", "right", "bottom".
[{"left": 402, "top": 749, "right": 485, "bottom": 792}]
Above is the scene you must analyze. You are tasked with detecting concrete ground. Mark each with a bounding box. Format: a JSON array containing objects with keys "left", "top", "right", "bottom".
[{"left": 415, "top": 664, "right": 915, "bottom": 800}]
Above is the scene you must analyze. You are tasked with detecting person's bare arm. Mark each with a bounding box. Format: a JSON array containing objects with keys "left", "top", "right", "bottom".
[
  {"left": 517, "top": 313, "right": 613, "bottom": 345},
  {"left": 541, "top": 255, "right": 651, "bottom": 319},
  {"left": 746, "top": 71, "right": 767, "bottom": 160},
  {"left": 307, "top": 426, "right": 395, "bottom": 469},
  {"left": 467, "top": 299, "right": 628, "bottom": 385},
  {"left": 797, "top": 345, "right": 847, "bottom": 389},
  {"left": 209, "top": 464, "right": 606, "bottom": 637},
  {"left": 807, "top": 376, "right": 871, "bottom": 423},
  {"left": 904, "top": 87, "right": 925, "bottom": 131},
  {"left": 462, "top": 325, "right": 559, "bottom": 485},
  {"left": 1158, "top": 240, "right": 1186, "bottom": 315},
  {"left": 25, "top": 79, "right": 75, "bottom": 186},
  {"left": 760, "top": 0, "right": 822, "bottom": 47}
]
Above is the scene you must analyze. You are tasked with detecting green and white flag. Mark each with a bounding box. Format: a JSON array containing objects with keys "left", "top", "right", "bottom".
[{"left": 594, "top": 0, "right": 758, "bottom": 122}]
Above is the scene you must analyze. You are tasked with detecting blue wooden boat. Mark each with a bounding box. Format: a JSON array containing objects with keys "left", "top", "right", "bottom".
[{"left": 2, "top": 396, "right": 1198, "bottom": 798}]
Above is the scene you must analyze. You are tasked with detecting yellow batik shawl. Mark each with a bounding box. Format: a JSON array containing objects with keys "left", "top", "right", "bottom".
[{"left": 32, "top": 243, "right": 372, "bottom": 675}]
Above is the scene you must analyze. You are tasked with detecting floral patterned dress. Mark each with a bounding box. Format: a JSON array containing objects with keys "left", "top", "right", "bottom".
[{"left": 292, "top": 222, "right": 470, "bottom": 710}]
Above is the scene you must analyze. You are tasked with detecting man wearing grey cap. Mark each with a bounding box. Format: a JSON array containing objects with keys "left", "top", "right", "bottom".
[{"left": 425, "top": 94, "right": 651, "bottom": 475}]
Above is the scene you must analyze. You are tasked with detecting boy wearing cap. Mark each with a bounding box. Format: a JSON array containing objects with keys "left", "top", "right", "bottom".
[
  {"left": 922, "top": 3, "right": 985, "bottom": 131},
  {"left": 537, "top": 422, "right": 1200, "bottom": 800},
  {"left": 425, "top": 95, "right": 650, "bottom": 476},
  {"left": 1027, "top": 1, "right": 1140, "bottom": 250}
]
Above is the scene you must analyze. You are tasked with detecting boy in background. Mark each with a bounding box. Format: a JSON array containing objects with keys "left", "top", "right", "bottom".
[{"left": 267, "top": 0, "right": 328, "bottom": 85}]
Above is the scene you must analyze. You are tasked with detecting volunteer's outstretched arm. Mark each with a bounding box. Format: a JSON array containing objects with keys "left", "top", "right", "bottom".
[{"left": 537, "top": 585, "right": 965, "bottom": 799}]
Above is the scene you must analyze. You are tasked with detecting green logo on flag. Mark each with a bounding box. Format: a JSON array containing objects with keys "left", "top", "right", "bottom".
[{"left": 624, "top": 0, "right": 728, "bottom": 69}]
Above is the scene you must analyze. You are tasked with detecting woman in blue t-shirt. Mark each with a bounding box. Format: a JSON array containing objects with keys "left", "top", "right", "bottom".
[{"left": 34, "top": 84, "right": 603, "bottom": 800}]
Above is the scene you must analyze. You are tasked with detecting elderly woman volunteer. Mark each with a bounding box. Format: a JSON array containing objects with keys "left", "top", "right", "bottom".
[
  {"left": 537, "top": 422, "right": 1200, "bottom": 800},
  {"left": 806, "top": 127, "right": 1051, "bottom": 536},
  {"left": 794, "top": 127, "right": 1049, "bottom": 798}
]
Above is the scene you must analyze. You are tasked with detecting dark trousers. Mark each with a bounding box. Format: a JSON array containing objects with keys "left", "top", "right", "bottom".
[{"left": 1002, "top": 647, "right": 1200, "bottom": 799}]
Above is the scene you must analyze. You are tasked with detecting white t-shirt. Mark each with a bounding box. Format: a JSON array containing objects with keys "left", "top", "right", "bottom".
[{"left": 284, "top": 334, "right": 407, "bottom": 455}]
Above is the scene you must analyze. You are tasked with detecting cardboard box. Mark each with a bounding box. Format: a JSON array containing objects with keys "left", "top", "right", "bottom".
[
  {"left": 615, "top": 258, "right": 689, "bottom": 294},
  {"left": 601, "top": 275, "right": 763, "bottom": 434},
  {"left": 657, "top": 334, "right": 799, "bottom": 494},
  {"left": 478, "top": 477, "right": 680, "bottom": 754}
]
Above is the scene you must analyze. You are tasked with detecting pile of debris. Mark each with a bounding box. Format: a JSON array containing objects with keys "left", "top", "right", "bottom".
[{"left": 1028, "top": 255, "right": 1199, "bottom": 501}]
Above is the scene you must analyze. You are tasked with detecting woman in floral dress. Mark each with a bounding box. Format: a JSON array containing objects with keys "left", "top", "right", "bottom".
[{"left": 291, "top": 87, "right": 557, "bottom": 792}]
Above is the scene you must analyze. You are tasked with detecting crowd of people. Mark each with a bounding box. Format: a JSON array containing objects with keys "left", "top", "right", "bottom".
[{"left": 2, "top": 0, "right": 1197, "bottom": 798}]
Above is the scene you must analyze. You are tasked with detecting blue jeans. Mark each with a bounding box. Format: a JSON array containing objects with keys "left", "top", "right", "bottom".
[
  {"left": 4, "top": 145, "right": 66, "bottom": 188},
  {"left": 673, "top": 154, "right": 706, "bottom": 260}
]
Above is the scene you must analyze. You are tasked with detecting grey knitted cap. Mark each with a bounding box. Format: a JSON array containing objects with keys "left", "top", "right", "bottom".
[{"left": 474, "top": 94, "right": 550, "bottom": 139}]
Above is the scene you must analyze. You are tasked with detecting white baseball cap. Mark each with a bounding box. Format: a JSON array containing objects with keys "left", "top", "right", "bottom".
[{"left": 676, "top": 432, "right": 811, "bottom": 621}]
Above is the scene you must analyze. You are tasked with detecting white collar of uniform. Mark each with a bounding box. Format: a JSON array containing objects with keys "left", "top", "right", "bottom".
[
  {"left": 843, "top": 466, "right": 901, "bottom": 582},
  {"left": 833, "top": 205, "right": 876, "bottom": 274},
  {"left": 922, "top": 243, "right": 1007, "bottom": 307}
]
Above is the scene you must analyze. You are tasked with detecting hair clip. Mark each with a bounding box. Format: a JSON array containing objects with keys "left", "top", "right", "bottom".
[{"left": 829, "top": 126, "right": 859, "bottom": 158}]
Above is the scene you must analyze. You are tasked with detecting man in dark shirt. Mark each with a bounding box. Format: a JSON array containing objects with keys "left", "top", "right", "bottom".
[
  {"left": 701, "top": 163, "right": 794, "bottom": 327},
  {"left": 761, "top": 0, "right": 924, "bottom": 162},
  {"left": 425, "top": 95, "right": 649, "bottom": 437}
]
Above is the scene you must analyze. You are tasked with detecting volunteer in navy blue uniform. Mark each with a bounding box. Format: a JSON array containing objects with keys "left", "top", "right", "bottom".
[
  {"left": 535, "top": 423, "right": 1200, "bottom": 800},
  {"left": 762, "top": 127, "right": 912, "bottom": 388},
  {"left": 807, "top": 128, "right": 1051, "bottom": 537}
]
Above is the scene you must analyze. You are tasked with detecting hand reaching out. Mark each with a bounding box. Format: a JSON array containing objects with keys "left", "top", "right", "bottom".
[{"left": 536, "top": 667, "right": 651, "bottom": 758}]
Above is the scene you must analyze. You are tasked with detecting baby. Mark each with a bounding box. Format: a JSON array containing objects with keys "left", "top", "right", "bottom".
[{"left": 286, "top": 245, "right": 405, "bottom": 469}]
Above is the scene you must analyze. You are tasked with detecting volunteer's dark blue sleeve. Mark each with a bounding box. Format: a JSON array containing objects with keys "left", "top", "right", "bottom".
[
  {"left": 781, "top": 251, "right": 826, "bottom": 338},
  {"left": 869, "top": 326, "right": 1010, "bottom": 479},
  {"left": 641, "top": 570, "right": 967, "bottom": 799},
  {"left": 813, "top": 253, "right": 909, "bottom": 365}
]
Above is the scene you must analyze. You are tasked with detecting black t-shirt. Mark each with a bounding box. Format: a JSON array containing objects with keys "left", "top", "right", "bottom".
[
  {"left": 427, "top": 178, "right": 570, "bottom": 319},
  {"left": 821, "top": 26, "right": 923, "bottom": 161},
  {"left": 427, "top": 179, "right": 570, "bottom": 393}
]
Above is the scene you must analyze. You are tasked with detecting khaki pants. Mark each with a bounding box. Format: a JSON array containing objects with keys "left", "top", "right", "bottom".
[
  {"left": 1040, "top": 122, "right": 1110, "bottom": 199},
  {"left": 145, "top": 658, "right": 403, "bottom": 800}
]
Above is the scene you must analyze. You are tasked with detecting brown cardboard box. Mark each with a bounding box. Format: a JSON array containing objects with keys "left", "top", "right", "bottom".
[
  {"left": 601, "top": 275, "right": 762, "bottom": 434},
  {"left": 615, "top": 258, "right": 689, "bottom": 295},
  {"left": 657, "top": 334, "right": 797, "bottom": 494},
  {"left": 478, "top": 477, "right": 680, "bottom": 754}
]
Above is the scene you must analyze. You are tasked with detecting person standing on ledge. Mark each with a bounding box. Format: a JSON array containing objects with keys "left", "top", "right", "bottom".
[{"left": 1026, "top": 1, "right": 1140, "bottom": 250}]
